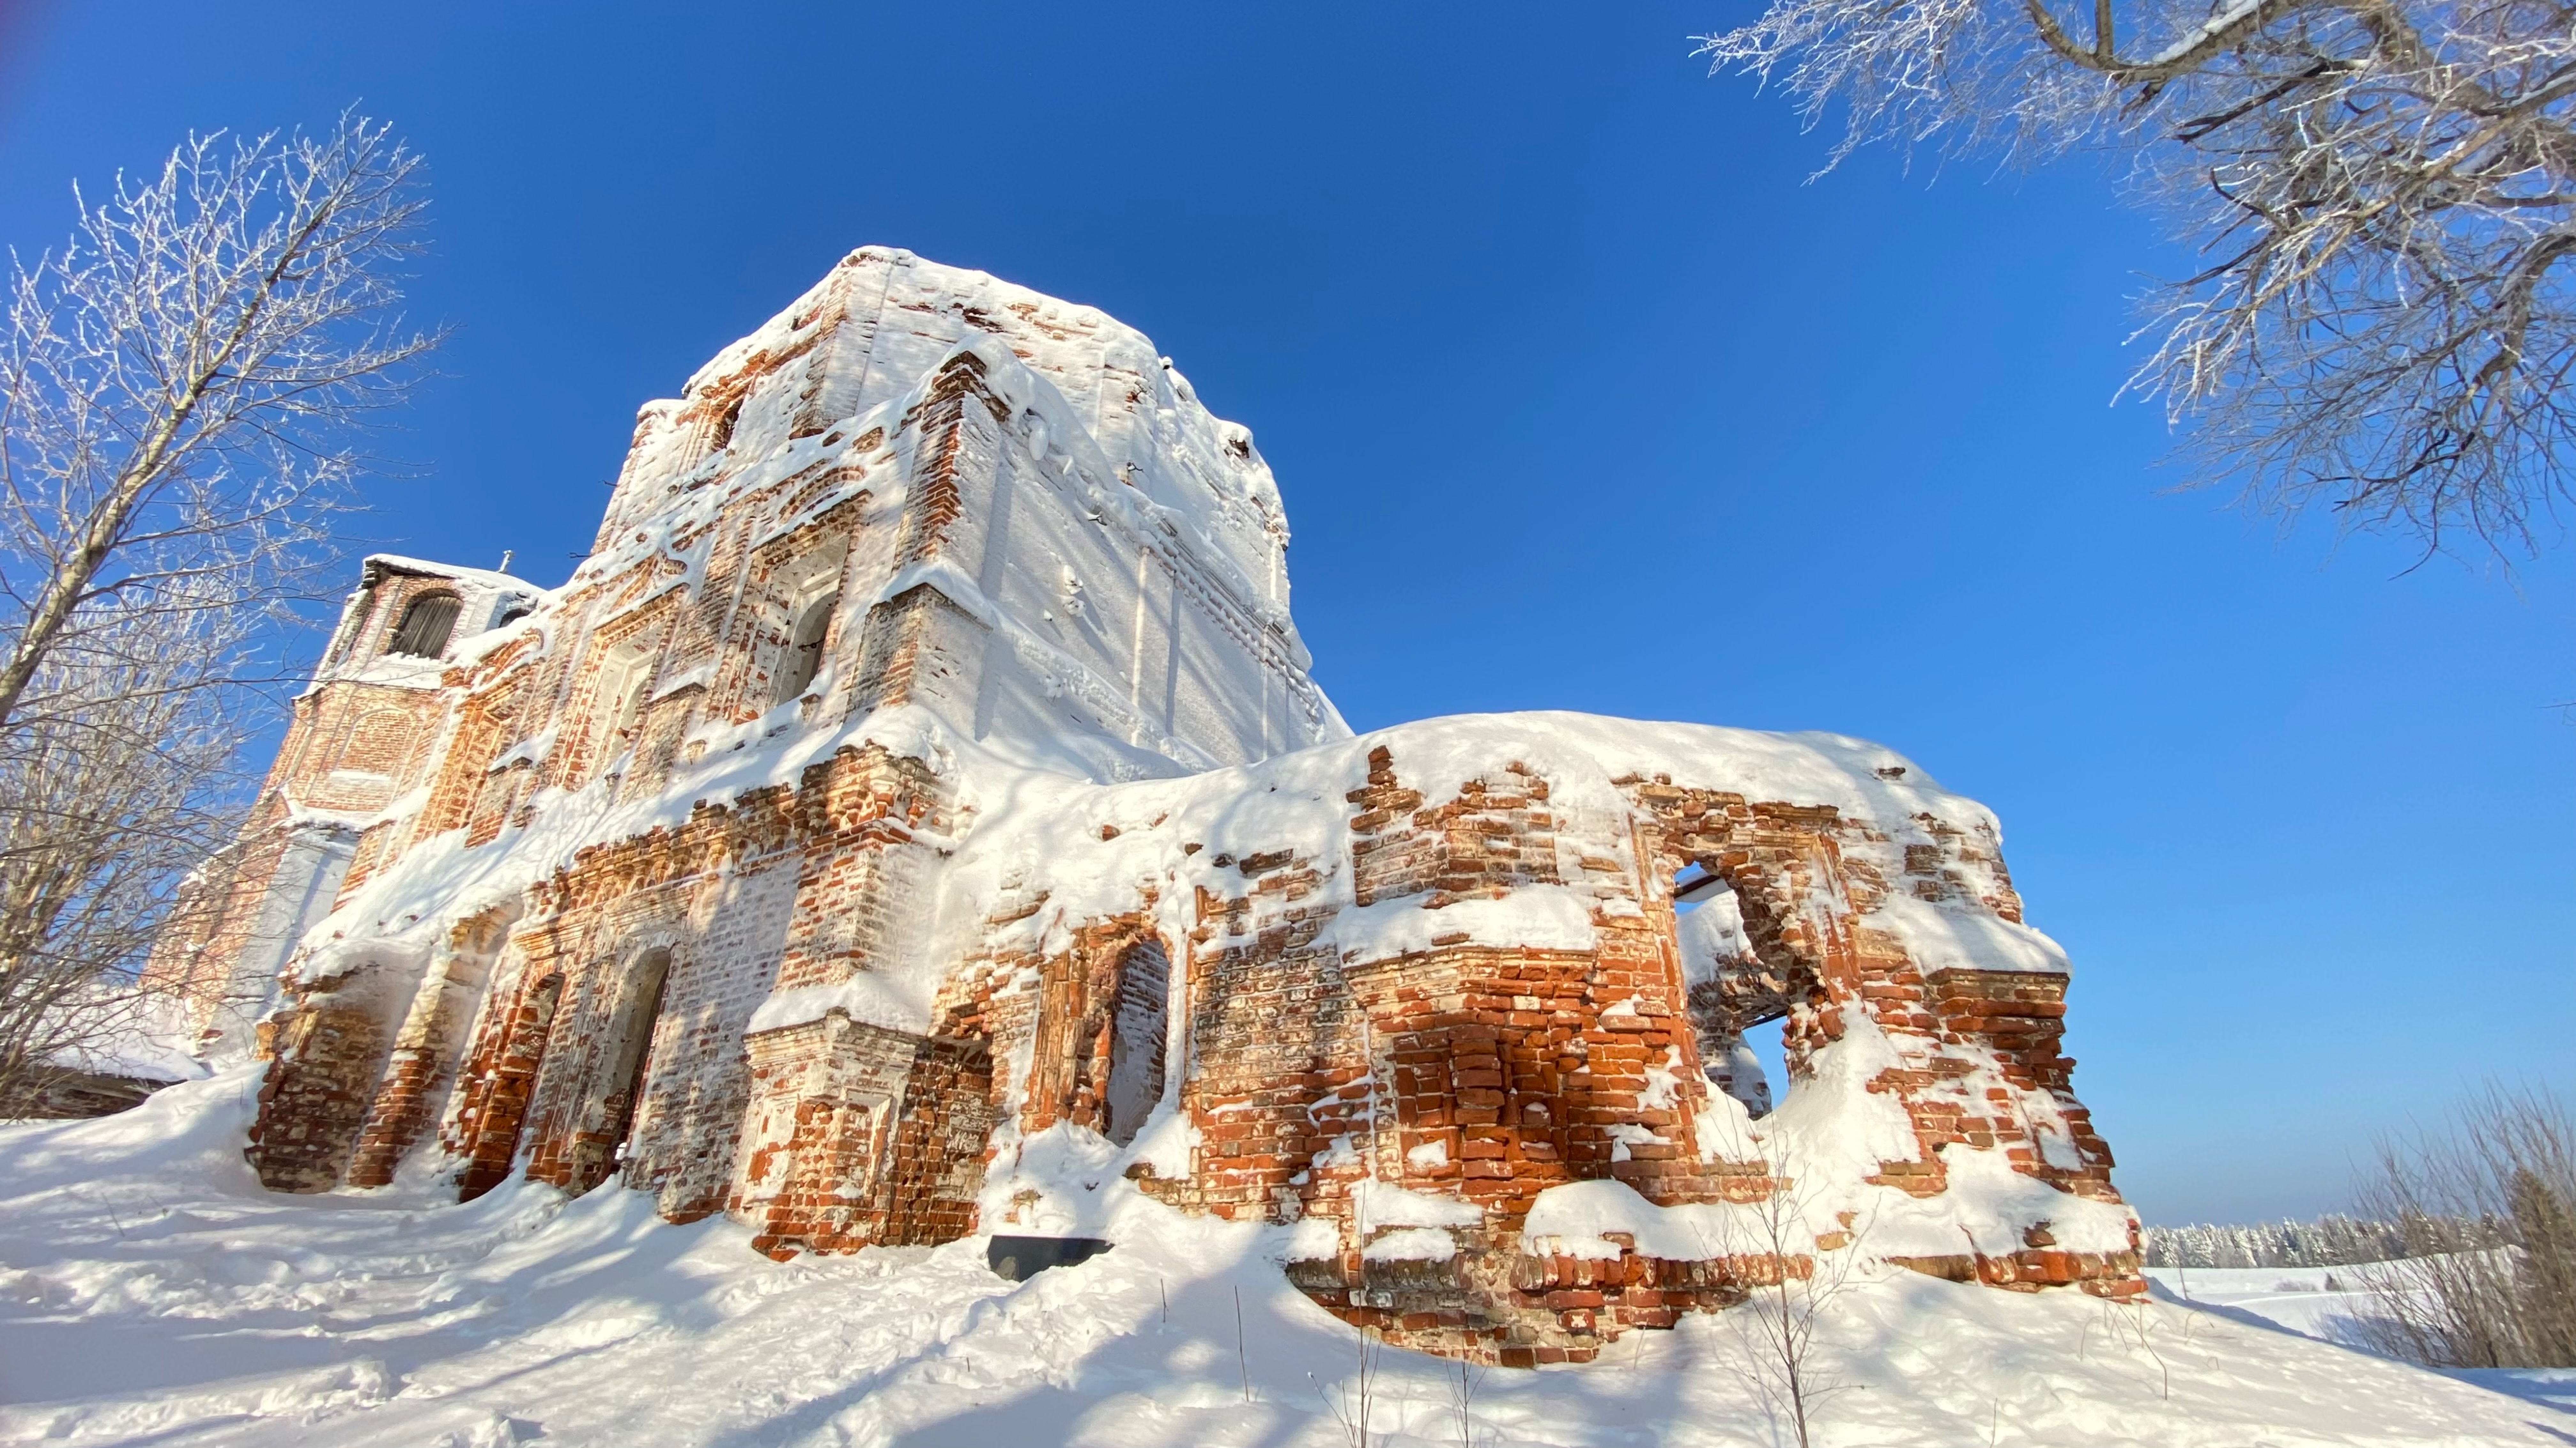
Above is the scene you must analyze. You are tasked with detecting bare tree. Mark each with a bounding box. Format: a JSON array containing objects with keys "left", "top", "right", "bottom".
[
  {"left": 1311, "top": 1322, "right": 1386, "bottom": 1448},
  {"left": 0, "top": 115, "right": 434, "bottom": 1111},
  {"left": 2349, "top": 1084, "right": 2576, "bottom": 1368},
  {"left": 0, "top": 594, "right": 256, "bottom": 1107},
  {"left": 1706, "top": 1155, "right": 1873, "bottom": 1448},
  {"left": 1442, "top": 1351, "right": 1488, "bottom": 1448},
  {"left": 1698, "top": 0, "right": 2576, "bottom": 555}
]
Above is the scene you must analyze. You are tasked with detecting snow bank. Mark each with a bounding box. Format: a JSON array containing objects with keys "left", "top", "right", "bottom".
[
  {"left": 46, "top": 995, "right": 209, "bottom": 1084},
  {"left": 0, "top": 1075, "right": 2559, "bottom": 1447}
]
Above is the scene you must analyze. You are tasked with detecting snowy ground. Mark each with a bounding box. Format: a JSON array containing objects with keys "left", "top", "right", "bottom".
[
  {"left": 3, "top": 1076, "right": 2568, "bottom": 1447},
  {"left": 2144, "top": 1262, "right": 2384, "bottom": 1343},
  {"left": 2145, "top": 1263, "right": 2576, "bottom": 1427}
]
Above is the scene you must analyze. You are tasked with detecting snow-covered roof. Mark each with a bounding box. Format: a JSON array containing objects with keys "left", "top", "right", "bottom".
[{"left": 362, "top": 554, "right": 543, "bottom": 596}]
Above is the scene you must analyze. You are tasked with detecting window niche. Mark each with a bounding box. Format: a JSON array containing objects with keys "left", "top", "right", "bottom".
[
  {"left": 773, "top": 590, "right": 838, "bottom": 705},
  {"left": 590, "top": 638, "right": 659, "bottom": 780},
  {"left": 576, "top": 946, "right": 672, "bottom": 1195},
  {"left": 767, "top": 545, "right": 849, "bottom": 710},
  {"left": 384, "top": 592, "right": 462, "bottom": 658}
]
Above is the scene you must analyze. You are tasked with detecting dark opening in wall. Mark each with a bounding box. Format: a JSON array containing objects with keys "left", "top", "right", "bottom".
[
  {"left": 774, "top": 591, "right": 837, "bottom": 704},
  {"left": 710, "top": 395, "right": 744, "bottom": 453},
  {"left": 385, "top": 592, "right": 462, "bottom": 658},
  {"left": 988, "top": 1235, "right": 1112, "bottom": 1281},
  {"left": 1101, "top": 940, "right": 1169, "bottom": 1147},
  {"left": 1674, "top": 866, "right": 1786, "bottom": 1118}
]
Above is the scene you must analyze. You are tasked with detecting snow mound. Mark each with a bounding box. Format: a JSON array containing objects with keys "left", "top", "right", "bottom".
[{"left": 0, "top": 1076, "right": 2560, "bottom": 1446}]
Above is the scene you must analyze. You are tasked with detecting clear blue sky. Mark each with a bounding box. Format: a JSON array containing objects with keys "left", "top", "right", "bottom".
[{"left": 4, "top": 1, "right": 2567, "bottom": 1225}]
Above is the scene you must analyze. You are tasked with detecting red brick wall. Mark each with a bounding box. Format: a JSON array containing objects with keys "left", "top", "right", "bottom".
[
  {"left": 207, "top": 286, "right": 2145, "bottom": 1368},
  {"left": 732, "top": 1013, "right": 995, "bottom": 1258}
]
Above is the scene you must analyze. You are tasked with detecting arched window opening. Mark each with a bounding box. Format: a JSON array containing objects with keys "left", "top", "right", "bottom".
[
  {"left": 774, "top": 591, "right": 837, "bottom": 705},
  {"left": 1101, "top": 940, "right": 1170, "bottom": 1147},
  {"left": 580, "top": 947, "right": 672, "bottom": 1195},
  {"left": 385, "top": 592, "right": 462, "bottom": 658},
  {"left": 494, "top": 599, "right": 535, "bottom": 630},
  {"left": 1675, "top": 867, "right": 1788, "bottom": 1118}
]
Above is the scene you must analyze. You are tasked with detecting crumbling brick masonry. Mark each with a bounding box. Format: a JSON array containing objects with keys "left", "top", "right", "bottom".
[{"left": 157, "top": 249, "right": 2143, "bottom": 1367}]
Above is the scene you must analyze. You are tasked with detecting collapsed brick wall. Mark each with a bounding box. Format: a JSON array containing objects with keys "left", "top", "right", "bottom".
[
  {"left": 935, "top": 743, "right": 2141, "bottom": 1362},
  {"left": 1139, "top": 748, "right": 1782, "bottom": 1360},
  {"left": 1638, "top": 779, "right": 2135, "bottom": 1297},
  {"left": 1640, "top": 782, "right": 2122, "bottom": 1202},
  {"left": 1276, "top": 944, "right": 1780, "bottom": 1364}
]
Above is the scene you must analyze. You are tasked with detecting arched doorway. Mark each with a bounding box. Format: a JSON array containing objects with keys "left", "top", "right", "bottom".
[{"left": 570, "top": 947, "right": 671, "bottom": 1194}]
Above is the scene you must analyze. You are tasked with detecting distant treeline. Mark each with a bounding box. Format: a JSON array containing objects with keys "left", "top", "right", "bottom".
[{"left": 2143, "top": 1214, "right": 2410, "bottom": 1268}]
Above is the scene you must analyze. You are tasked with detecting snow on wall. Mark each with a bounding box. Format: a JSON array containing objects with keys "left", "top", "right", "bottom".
[
  {"left": 920, "top": 709, "right": 2058, "bottom": 1007},
  {"left": 653, "top": 247, "right": 1299, "bottom": 631}
]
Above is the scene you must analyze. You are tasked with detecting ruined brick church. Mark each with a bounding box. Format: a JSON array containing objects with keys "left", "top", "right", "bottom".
[{"left": 156, "top": 248, "right": 2143, "bottom": 1364}]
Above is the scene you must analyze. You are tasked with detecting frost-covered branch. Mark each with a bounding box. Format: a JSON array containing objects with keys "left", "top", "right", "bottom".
[
  {"left": 2349, "top": 1085, "right": 2576, "bottom": 1368},
  {"left": 0, "top": 114, "right": 434, "bottom": 1111},
  {"left": 1705, "top": 1150, "right": 1871, "bottom": 1448},
  {"left": 1698, "top": 0, "right": 2576, "bottom": 554}
]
